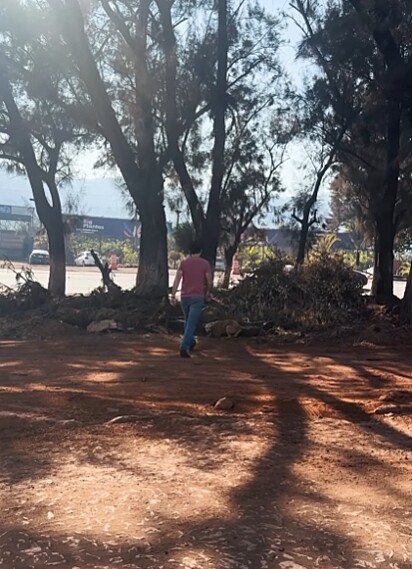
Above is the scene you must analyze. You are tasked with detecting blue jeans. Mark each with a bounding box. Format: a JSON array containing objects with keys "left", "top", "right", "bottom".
[{"left": 180, "top": 296, "right": 204, "bottom": 350}]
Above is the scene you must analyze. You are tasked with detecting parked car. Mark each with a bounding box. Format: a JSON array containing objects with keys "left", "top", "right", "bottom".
[
  {"left": 75, "top": 251, "right": 98, "bottom": 266},
  {"left": 29, "top": 249, "right": 49, "bottom": 265}
]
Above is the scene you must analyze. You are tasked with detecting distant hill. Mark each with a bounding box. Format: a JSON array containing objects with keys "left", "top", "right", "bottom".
[{"left": 0, "top": 171, "right": 128, "bottom": 218}]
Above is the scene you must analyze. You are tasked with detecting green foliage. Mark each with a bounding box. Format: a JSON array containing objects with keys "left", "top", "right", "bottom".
[
  {"left": 399, "top": 260, "right": 411, "bottom": 277},
  {"left": 236, "top": 242, "right": 274, "bottom": 272},
  {"left": 301, "top": 252, "right": 364, "bottom": 319},
  {"left": 217, "top": 250, "right": 364, "bottom": 327},
  {"left": 172, "top": 223, "right": 195, "bottom": 254},
  {"left": 310, "top": 233, "right": 340, "bottom": 256},
  {"left": 342, "top": 249, "right": 374, "bottom": 270},
  {"left": 395, "top": 228, "right": 412, "bottom": 255},
  {"left": 328, "top": 173, "right": 374, "bottom": 247}
]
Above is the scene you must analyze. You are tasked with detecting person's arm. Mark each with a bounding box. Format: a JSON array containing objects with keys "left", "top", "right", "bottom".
[{"left": 171, "top": 266, "right": 183, "bottom": 305}]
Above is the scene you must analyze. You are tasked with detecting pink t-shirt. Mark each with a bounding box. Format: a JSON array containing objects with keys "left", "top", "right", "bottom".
[{"left": 180, "top": 256, "right": 211, "bottom": 297}]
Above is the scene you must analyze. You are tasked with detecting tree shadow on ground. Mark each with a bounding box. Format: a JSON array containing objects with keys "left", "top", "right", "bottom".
[{"left": 0, "top": 335, "right": 411, "bottom": 568}]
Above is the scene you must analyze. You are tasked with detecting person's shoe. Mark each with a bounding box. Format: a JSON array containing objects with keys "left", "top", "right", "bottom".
[
  {"left": 180, "top": 348, "right": 191, "bottom": 358},
  {"left": 190, "top": 339, "right": 197, "bottom": 352}
]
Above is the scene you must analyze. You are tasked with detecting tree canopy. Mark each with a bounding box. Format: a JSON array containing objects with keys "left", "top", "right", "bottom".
[{"left": 0, "top": 0, "right": 411, "bottom": 307}]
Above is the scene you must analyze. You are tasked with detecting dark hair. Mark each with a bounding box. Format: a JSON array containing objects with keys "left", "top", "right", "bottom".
[{"left": 189, "top": 240, "right": 203, "bottom": 255}]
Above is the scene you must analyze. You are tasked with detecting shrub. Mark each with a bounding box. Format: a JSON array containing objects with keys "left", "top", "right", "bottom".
[
  {"left": 300, "top": 252, "right": 364, "bottom": 321},
  {"left": 216, "top": 250, "right": 365, "bottom": 328},
  {"left": 0, "top": 263, "right": 49, "bottom": 315}
]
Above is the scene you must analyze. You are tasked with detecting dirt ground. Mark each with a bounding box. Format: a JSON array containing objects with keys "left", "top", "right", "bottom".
[{"left": 0, "top": 333, "right": 411, "bottom": 569}]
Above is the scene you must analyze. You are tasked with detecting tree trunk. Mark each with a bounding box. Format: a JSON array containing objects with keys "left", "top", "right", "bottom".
[
  {"left": 27, "top": 179, "right": 66, "bottom": 296},
  {"left": 51, "top": 0, "right": 168, "bottom": 297},
  {"left": 222, "top": 245, "right": 236, "bottom": 289},
  {"left": 136, "top": 172, "right": 168, "bottom": 297},
  {"left": 372, "top": 100, "right": 401, "bottom": 301},
  {"left": 296, "top": 205, "right": 312, "bottom": 264},
  {"left": 90, "top": 249, "right": 120, "bottom": 292},
  {"left": 355, "top": 249, "right": 360, "bottom": 267},
  {"left": 157, "top": 1, "right": 204, "bottom": 239},
  {"left": 294, "top": 127, "right": 346, "bottom": 265},
  {"left": 46, "top": 212, "right": 66, "bottom": 296},
  {"left": 295, "top": 151, "right": 338, "bottom": 265},
  {"left": 43, "top": 178, "right": 66, "bottom": 296},
  {"left": 158, "top": 0, "right": 228, "bottom": 266},
  {"left": 0, "top": 67, "right": 66, "bottom": 296},
  {"left": 169, "top": 148, "right": 204, "bottom": 240},
  {"left": 203, "top": 0, "right": 228, "bottom": 268}
]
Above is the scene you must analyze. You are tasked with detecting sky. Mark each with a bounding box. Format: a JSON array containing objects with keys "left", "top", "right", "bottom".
[
  {"left": 0, "top": 171, "right": 125, "bottom": 217},
  {"left": 0, "top": 0, "right": 314, "bottom": 222}
]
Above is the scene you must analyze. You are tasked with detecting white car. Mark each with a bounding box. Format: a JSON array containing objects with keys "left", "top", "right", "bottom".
[{"left": 74, "top": 251, "right": 98, "bottom": 266}]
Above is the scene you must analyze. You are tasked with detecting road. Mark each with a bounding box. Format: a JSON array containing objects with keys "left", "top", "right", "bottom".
[
  {"left": 0, "top": 264, "right": 407, "bottom": 297},
  {"left": 364, "top": 278, "right": 406, "bottom": 298},
  {"left": 0, "top": 264, "right": 177, "bottom": 295}
]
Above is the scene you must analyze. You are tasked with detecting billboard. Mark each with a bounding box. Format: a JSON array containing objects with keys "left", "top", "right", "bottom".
[
  {"left": 68, "top": 216, "right": 174, "bottom": 239},
  {"left": 0, "top": 204, "right": 33, "bottom": 222},
  {"left": 69, "top": 216, "right": 141, "bottom": 240}
]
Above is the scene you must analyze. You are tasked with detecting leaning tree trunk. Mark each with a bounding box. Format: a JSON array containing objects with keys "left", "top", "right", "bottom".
[
  {"left": 90, "top": 249, "right": 120, "bottom": 292},
  {"left": 295, "top": 161, "right": 332, "bottom": 264},
  {"left": 295, "top": 128, "right": 345, "bottom": 265}
]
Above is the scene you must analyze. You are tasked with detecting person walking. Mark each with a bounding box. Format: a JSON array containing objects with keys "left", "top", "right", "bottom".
[{"left": 171, "top": 241, "right": 212, "bottom": 358}]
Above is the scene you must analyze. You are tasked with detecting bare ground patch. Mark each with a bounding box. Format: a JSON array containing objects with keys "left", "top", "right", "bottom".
[{"left": 0, "top": 334, "right": 411, "bottom": 569}]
